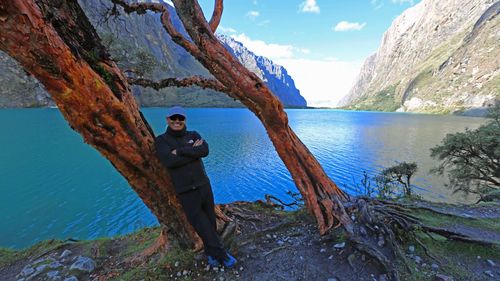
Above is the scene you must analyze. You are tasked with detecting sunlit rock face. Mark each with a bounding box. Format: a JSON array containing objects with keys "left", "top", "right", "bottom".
[
  {"left": 217, "top": 34, "right": 307, "bottom": 107},
  {"left": 0, "top": 0, "right": 306, "bottom": 108},
  {"left": 340, "top": 0, "right": 499, "bottom": 115}
]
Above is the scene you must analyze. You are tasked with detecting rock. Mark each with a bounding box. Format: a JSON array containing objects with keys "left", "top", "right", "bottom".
[
  {"left": 377, "top": 235, "right": 385, "bottom": 247},
  {"left": 69, "top": 256, "right": 95, "bottom": 272},
  {"left": 21, "top": 267, "right": 34, "bottom": 277},
  {"left": 277, "top": 240, "right": 285, "bottom": 246},
  {"left": 239, "top": 266, "right": 244, "bottom": 271},
  {"left": 484, "top": 270, "right": 494, "bottom": 277},
  {"left": 431, "top": 263, "right": 439, "bottom": 270},
  {"left": 327, "top": 278, "right": 339, "bottom": 281},
  {"left": 60, "top": 250, "right": 72, "bottom": 258},
  {"left": 333, "top": 242, "right": 345, "bottom": 249},
  {"left": 320, "top": 248, "right": 326, "bottom": 253},
  {"left": 378, "top": 274, "right": 388, "bottom": 281},
  {"left": 49, "top": 261, "right": 63, "bottom": 269},
  {"left": 487, "top": 259, "right": 496, "bottom": 266},
  {"left": 219, "top": 277, "right": 225, "bottom": 281},
  {"left": 176, "top": 271, "right": 181, "bottom": 277},
  {"left": 46, "top": 270, "right": 60, "bottom": 280},
  {"left": 204, "top": 265, "right": 210, "bottom": 271},
  {"left": 414, "top": 256, "right": 422, "bottom": 264},
  {"left": 408, "top": 245, "right": 415, "bottom": 253},
  {"left": 63, "top": 277, "right": 78, "bottom": 281},
  {"left": 434, "top": 274, "right": 454, "bottom": 281},
  {"left": 328, "top": 255, "right": 333, "bottom": 260},
  {"left": 35, "top": 264, "right": 49, "bottom": 275},
  {"left": 174, "top": 261, "right": 180, "bottom": 267},
  {"left": 182, "top": 270, "right": 188, "bottom": 276}
]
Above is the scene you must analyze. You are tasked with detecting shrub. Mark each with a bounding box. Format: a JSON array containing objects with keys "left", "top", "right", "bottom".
[{"left": 430, "top": 104, "right": 500, "bottom": 200}]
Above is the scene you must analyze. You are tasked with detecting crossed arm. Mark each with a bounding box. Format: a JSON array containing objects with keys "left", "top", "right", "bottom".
[{"left": 154, "top": 132, "right": 209, "bottom": 168}]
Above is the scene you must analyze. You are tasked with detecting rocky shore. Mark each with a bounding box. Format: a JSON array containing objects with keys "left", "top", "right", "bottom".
[{"left": 1, "top": 200, "right": 499, "bottom": 281}]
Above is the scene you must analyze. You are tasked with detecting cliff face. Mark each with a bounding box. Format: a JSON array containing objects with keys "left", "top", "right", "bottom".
[
  {"left": 217, "top": 34, "right": 307, "bottom": 107},
  {"left": 0, "top": 0, "right": 306, "bottom": 108},
  {"left": 340, "top": 0, "right": 499, "bottom": 115}
]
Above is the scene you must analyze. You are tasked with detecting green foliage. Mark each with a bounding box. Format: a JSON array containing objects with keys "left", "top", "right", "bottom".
[
  {"left": 100, "top": 32, "right": 158, "bottom": 78},
  {"left": 350, "top": 83, "right": 401, "bottom": 112},
  {"left": 380, "top": 162, "right": 418, "bottom": 197},
  {"left": 430, "top": 104, "right": 500, "bottom": 199},
  {"left": 356, "top": 162, "right": 418, "bottom": 199},
  {"left": 133, "top": 49, "right": 158, "bottom": 78}
]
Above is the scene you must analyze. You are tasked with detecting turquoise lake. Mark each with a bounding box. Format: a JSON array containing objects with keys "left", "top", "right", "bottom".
[{"left": 0, "top": 108, "right": 485, "bottom": 248}]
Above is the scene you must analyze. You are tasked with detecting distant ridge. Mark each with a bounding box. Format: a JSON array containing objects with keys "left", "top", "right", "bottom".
[
  {"left": 0, "top": 0, "right": 306, "bottom": 108},
  {"left": 340, "top": 0, "right": 499, "bottom": 115}
]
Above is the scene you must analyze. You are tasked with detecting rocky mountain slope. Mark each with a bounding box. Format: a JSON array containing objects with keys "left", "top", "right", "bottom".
[
  {"left": 217, "top": 34, "right": 307, "bottom": 107},
  {"left": 0, "top": 0, "right": 306, "bottom": 108},
  {"left": 340, "top": 0, "right": 499, "bottom": 115}
]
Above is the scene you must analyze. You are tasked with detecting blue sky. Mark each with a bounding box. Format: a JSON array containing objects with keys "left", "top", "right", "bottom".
[{"left": 190, "top": 0, "right": 423, "bottom": 106}]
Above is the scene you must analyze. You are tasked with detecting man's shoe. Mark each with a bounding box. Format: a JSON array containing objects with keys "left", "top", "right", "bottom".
[
  {"left": 207, "top": 255, "right": 220, "bottom": 267},
  {"left": 222, "top": 253, "right": 237, "bottom": 268}
]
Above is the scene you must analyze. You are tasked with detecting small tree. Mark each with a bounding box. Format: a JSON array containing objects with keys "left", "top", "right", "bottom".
[
  {"left": 379, "top": 162, "right": 418, "bottom": 197},
  {"left": 430, "top": 104, "right": 500, "bottom": 200}
]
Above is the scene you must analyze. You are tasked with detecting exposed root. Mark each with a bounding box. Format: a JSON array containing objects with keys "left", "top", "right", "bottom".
[{"left": 341, "top": 197, "right": 498, "bottom": 281}]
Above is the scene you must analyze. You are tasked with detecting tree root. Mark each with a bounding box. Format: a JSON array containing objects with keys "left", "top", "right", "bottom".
[
  {"left": 124, "top": 228, "right": 169, "bottom": 265},
  {"left": 341, "top": 197, "right": 498, "bottom": 281}
]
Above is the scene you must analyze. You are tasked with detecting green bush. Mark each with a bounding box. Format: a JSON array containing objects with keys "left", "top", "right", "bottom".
[{"left": 430, "top": 104, "right": 500, "bottom": 200}]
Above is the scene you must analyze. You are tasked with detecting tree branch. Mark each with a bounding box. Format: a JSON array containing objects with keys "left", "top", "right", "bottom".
[
  {"left": 128, "top": 76, "right": 227, "bottom": 92},
  {"left": 208, "top": 0, "right": 223, "bottom": 32}
]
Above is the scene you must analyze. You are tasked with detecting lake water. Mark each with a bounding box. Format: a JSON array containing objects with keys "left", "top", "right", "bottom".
[{"left": 0, "top": 108, "right": 485, "bottom": 248}]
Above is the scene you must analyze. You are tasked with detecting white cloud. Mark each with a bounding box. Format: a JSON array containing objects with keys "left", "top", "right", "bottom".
[
  {"left": 299, "top": 0, "right": 320, "bottom": 14},
  {"left": 257, "top": 20, "right": 271, "bottom": 26},
  {"left": 230, "top": 33, "right": 294, "bottom": 60},
  {"left": 229, "top": 34, "right": 361, "bottom": 107},
  {"left": 299, "top": 48, "right": 311, "bottom": 54},
  {"left": 275, "top": 58, "right": 362, "bottom": 107},
  {"left": 391, "top": 0, "right": 414, "bottom": 4},
  {"left": 333, "top": 21, "right": 366, "bottom": 32},
  {"left": 219, "top": 26, "right": 237, "bottom": 34},
  {"left": 370, "top": 0, "right": 384, "bottom": 10},
  {"left": 246, "top": 10, "right": 260, "bottom": 19}
]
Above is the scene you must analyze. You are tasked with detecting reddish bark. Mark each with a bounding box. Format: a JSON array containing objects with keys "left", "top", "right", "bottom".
[
  {"left": 110, "top": 0, "right": 353, "bottom": 236},
  {"left": 169, "top": 0, "right": 355, "bottom": 235},
  {"left": 128, "top": 76, "right": 226, "bottom": 92},
  {"left": 0, "top": 0, "right": 198, "bottom": 248}
]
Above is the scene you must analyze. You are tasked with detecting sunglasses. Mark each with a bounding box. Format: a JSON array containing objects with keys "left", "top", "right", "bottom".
[{"left": 169, "top": 114, "right": 185, "bottom": 121}]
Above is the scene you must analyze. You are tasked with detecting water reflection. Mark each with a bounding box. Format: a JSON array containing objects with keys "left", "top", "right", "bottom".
[{"left": 0, "top": 108, "right": 485, "bottom": 248}]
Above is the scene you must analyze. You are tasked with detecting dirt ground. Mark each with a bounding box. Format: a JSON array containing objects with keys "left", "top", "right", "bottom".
[{"left": 1, "top": 200, "right": 499, "bottom": 281}]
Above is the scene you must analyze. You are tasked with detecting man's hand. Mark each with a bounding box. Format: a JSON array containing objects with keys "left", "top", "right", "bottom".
[
  {"left": 171, "top": 149, "right": 177, "bottom": 155},
  {"left": 193, "top": 139, "right": 203, "bottom": 147}
]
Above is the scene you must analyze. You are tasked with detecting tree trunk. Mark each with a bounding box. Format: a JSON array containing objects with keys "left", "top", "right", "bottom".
[
  {"left": 0, "top": 0, "right": 197, "bottom": 248},
  {"left": 170, "top": 0, "right": 354, "bottom": 235}
]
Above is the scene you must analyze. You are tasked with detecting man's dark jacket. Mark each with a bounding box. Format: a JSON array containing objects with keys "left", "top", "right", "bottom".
[{"left": 155, "top": 127, "right": 210, "bottom": 193}]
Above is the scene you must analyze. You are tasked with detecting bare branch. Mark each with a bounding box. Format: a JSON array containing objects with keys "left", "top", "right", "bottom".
[
  {"left": 128, "top": 76, "right": 227, "bottom": 92},
  {"left": 209, "top": 0, "right": 223, "bottom": 32},
  {"left": 110, "top": 0, "right": 201, "bottom": 56}
]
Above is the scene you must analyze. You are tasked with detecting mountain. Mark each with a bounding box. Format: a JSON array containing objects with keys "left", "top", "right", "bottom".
[
  {"left": 217, "top": 34, "right": 307, "bottom": 107},
  {"left": 0, "top": 0, "right": 306, "bottom": 108},
  {"left": 340, "top": 0, "right": 499, "bottom": 115}
]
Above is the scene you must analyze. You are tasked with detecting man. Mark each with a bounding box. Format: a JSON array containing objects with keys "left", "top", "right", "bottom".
[{"left": 154, "top": 106, "right": 237, "bottom": 267}]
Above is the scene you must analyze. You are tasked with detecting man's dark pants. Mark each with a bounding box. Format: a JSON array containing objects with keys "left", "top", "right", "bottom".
[{"left": 178, "top": 183, "right": 227, "bottom": 261}]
